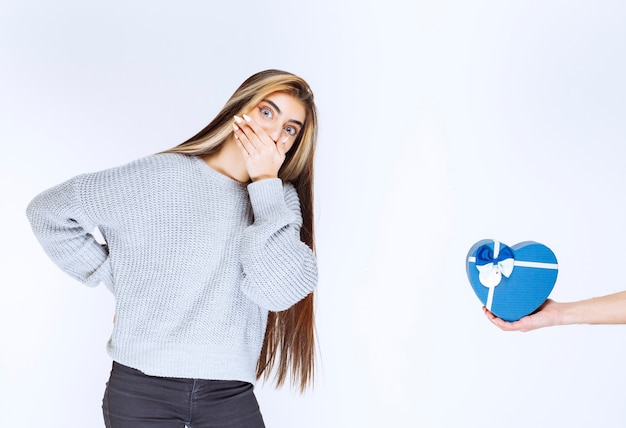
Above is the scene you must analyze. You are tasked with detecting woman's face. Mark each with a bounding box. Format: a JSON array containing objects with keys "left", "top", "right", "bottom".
[{"left": 246, "top": 92, "right": 306, "bottom": 153}]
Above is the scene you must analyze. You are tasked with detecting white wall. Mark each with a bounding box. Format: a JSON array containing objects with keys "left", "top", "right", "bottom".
[{"left": 2, "top": 1, "right": 626, "bottom": 426}]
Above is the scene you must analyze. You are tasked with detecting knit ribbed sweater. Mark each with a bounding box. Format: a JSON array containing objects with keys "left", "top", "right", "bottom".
[{"left": 26, "top": 153, "right": 318, "bottom": 384}]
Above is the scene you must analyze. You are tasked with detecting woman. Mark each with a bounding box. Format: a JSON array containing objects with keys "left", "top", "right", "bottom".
[{"left": 26, "top": 69, "right": 318, "bottom": 427}]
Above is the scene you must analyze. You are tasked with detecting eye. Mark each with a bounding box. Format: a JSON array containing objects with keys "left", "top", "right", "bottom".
[
  {"left": 285, "top": 126, "right": 298, "bottom": 136},
  {"left": 260, "top": 107, "right": 273, "bottom": 119}
]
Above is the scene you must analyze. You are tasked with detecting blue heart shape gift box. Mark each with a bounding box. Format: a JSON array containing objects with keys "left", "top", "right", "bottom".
[{"left": 466, "top": 240, "right": 558, "bottom": 322}]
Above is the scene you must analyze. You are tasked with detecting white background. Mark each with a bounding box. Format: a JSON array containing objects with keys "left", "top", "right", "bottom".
[{"left": 2, "top": 1, "right": 626, "bottom": 427}]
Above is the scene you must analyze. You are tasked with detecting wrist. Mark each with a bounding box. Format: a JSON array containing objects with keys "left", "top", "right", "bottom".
[
  {"left": 557, "top": 301, "right": 581, "bottom": 326},
  {"left": 251, "top": 174, "right": 278, "bottom": 182}
]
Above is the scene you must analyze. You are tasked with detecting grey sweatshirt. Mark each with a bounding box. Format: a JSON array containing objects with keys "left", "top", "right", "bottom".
[{"left": 26, "top": 153, "right": 317, "bottom": 384}]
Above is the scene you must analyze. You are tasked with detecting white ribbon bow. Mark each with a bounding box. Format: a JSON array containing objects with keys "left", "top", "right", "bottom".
[{"left": 476, "top": 258, "right": 514, "bottom": 288}]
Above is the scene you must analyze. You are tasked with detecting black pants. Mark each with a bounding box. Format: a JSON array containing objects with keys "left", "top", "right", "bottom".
[{"left": 102, "top": 362, "right": 265, "bottom": 428}]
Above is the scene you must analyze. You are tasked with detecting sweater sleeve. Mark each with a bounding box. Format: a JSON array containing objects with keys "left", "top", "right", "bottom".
[
  {"left": 26, "top": 174, "right": 114, "bottom": 290},
  {"left": 240, "top": 179, "right": 318, "bottom": 311}
]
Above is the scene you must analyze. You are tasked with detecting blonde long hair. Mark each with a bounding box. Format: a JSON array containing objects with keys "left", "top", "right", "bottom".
[{"left": 164, "top": 69, "right": 317, "bottom": 391}]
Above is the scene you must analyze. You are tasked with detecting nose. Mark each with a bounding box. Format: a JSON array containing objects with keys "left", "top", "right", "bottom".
[{"left": 264, "top": 124, "right": 283, "bottom": 143}]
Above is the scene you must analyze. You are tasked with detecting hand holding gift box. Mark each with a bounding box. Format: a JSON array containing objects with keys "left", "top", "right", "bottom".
[{"left": 466, "top": 240, "right": 558, "bottom": 322}]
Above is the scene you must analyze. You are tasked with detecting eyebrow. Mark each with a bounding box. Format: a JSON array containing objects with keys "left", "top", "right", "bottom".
[{"left": 262, "top": 99, "right": 304, "bottom": 128}]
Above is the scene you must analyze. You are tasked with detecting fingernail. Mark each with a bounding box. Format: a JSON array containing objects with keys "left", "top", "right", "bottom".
[
  {"left": 234, "top": 115, "right": 243, "bottom": 124},
  {"left": 243, "top": 114, "right": 251, "bottom": 122},
  {"left": 233, "top": 123, "right": 239, "bottom": 131}
]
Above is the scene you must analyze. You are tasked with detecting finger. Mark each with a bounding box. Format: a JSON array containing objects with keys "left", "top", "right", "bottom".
[
  {"left": 483, "top": 307, "right": 518, "bottom": 331},
  {"left": 235, "top": 115, "right": 257, "bottom": 141},
  {"left": 234, "top": 116, "right": 257, "bottom": 146},
  {"left": 236, "top": 141, "right": 250, "bottom": 160},
  {"left": 493, "top": 319, "right": 516, "bottom": 331},
  {"left": 233, "top": 120, "right": 260, "bottom": 153},
  {"left": 276, "top": 137, "right": 288, "bottom": 157},
  {"left": 242, "top": 114, "right": 274, "bottom": 146},
  {"left": 483, "top": 307, "right": 499, "bottom": 322},
  {"left": 233, "top": 123, "right": 253, "bottom": 156}
]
